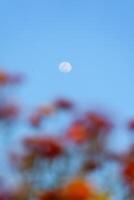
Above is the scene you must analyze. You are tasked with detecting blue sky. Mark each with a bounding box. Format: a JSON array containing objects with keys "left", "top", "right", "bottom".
[
  {"left": 1, "top": 2, "right": 134, "bottom": 195},
  {"left": 0, "top": 0, "right": 134, "bottom": 120}
]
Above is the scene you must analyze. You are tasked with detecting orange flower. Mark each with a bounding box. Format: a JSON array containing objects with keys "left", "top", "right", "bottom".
[
  {"left": 23, "top": 137, "right": 63, "bottom": 159},
  {"left": 67, "top": 122, "right": 89, "bottom": 144},
  {"left": 62, "top": 178, "right": 96, "bottom": 200}
]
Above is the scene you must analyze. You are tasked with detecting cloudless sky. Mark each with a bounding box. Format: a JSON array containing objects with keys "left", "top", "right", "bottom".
[
  {"left": 1, "top": 2, "right": 134, "bottom": 194},
  {"left": 0, "top": 0, "right": 134, "bottom": 121}
]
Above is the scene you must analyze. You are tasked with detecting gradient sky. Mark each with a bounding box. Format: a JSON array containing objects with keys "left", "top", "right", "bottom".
[
  {"left": 0, "top": 0, "right": 134, "bottom": 122},
  {"left": 1, "top": 2, "right": 134, "bottom": 195}
]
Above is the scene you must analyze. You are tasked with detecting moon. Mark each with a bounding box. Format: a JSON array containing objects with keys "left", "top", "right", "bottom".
[{"left": 59, "top": 62, "right": 72, "bottom": 73}]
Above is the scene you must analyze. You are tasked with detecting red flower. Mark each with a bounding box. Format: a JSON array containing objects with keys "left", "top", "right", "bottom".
[
  {"left": 123, "top": 160, "right": 134, "bottom": 188},
  {"left": 82, "top": 160, "right": 100, "bottom": 172},
  {"left": 0, "top": 70, "right": 9, "bottom": 86},
  {"left": 54, "top": 99, "right": 74, "bottom": 110},
  {"left": 23, "top": 137, "right": 63, "bottom": 159},
  {"left": 85, "top": 112, "right": 112, "bottom": 133},
  {"left": 0, "top": 104, "right": 19, "bottom": 121},
  {"left": 37, "top": 189, "right": 61, "bottom": 200},
  {"left": 128, "top": 119, "right": 134, "bottom": 131}
]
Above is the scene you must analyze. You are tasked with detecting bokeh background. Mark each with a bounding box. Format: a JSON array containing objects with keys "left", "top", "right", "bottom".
[{"left": 0, "top": 0, "right": 134, "bottom": 151}]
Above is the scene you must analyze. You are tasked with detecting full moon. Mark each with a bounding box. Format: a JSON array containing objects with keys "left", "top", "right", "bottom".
[{"left": 59, "top": 62, "right": 72, "bottom": 73}]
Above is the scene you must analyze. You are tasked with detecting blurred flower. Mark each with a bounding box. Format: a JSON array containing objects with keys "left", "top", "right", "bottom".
[
  {"left": 66, "top": 121, "right": 89, "bottom": 144},
  {"left": 37, "top": 189, "right": 61, "bottom": 200},
  {"left": 29, "top": 105, "right": 55, "bottom": 128},
  {"left": 29, "top": 114, "right": 42, "bottom": 128},
  {"left": 0, "top": 70, "right": 9, "bottom": 86},
  {"left": 85, "top": 112, "right": 112, "bottom": 134},
  {"left": 23, "top": 136, "right": 64, "bottom": 159},
  {"left": 54, "top": 99, "right": 74, "bottom": 111},
  {"left": 62, "top": 178, "right": 96, "bottom": 200},
  {"left": 122, "top": 160, "right": 134, "bottom": 189},
  {"left": 82, "top": 160, "right": 100, "bottom": 173},
  {"left": 0, "top": 69, "right": 23, "bottom": 86},
  {"left": 0, "top": 68, "right": 130, "bottom": 200},
  {"left": 128, "top": 119, "right": 134, "bottom": 131},
  {"left": 0, "top": 103, "right": 20, "bottom": 121}
]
